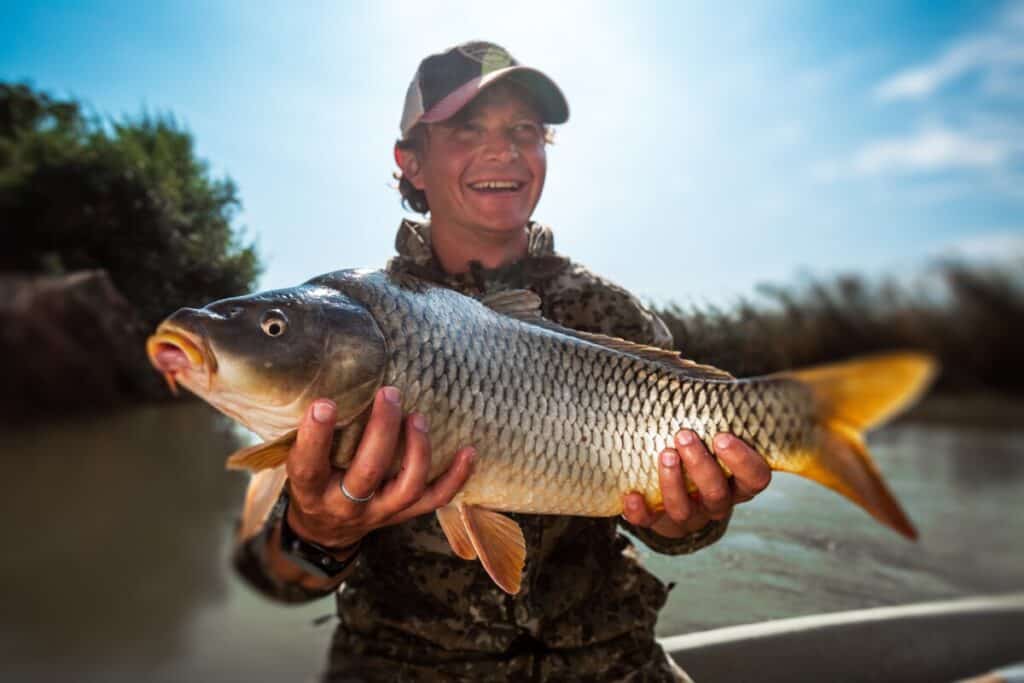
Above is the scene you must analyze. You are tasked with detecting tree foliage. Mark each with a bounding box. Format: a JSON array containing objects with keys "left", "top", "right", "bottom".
[{"left": 0, "top": 83, "right": 261, "bottom": 327}]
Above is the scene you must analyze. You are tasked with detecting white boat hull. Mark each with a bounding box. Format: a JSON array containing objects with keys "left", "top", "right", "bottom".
[{"left": 662, "top": 593, "right": 1024, "bottom": 682}]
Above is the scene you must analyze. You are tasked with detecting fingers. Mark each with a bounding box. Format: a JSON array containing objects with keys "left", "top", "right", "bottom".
[
  {"left": 339, "top": 387, "right": 403, "bottom": 510},
  {"left": 676, "top": 430, "right": 732, "bottom": 520},
  {"left": 657, "top": 449, "right": 694, "bottom": 524},
  {"left": 283, "top": 387, "right": 477, "bottom": 551},
  {"left": 376, "top": 413, "right": 432, "bottom": 510},
  {"left": 621, "top": 491, "right": 656, "bottom": 527},
  {"left": 287, "top": 399, "right": 337, "bottom": 498},
  {"left": 714, "top": 433, "right": 771, "bottom": 503},
  {"left": 395, "top": 446, "right": 476, "bottom": 522}
]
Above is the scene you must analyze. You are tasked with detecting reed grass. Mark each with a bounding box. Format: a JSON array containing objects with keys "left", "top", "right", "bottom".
[{"left": 655, "top": 259, "right": 1024, "bottom": 395}]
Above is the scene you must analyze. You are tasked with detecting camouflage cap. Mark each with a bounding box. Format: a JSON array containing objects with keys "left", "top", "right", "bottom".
[{"left": 400, "top": 41, "right": 569, "bottom": 137}]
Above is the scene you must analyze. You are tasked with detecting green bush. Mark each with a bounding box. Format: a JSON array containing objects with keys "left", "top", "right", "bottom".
[{"left": 0, "top": 83, "right": 261, "bottom": 328}]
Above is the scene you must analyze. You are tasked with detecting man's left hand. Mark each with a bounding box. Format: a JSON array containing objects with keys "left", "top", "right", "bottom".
[{"left": 622, "top": 430, "right": 771, "bottom": 537}]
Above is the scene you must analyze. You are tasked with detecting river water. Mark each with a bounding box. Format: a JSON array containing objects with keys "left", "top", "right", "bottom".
[{"left": 2, "top": 401, "right": 1022, "bottom": 681}]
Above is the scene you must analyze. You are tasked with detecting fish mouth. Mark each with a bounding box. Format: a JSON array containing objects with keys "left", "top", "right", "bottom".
[{"left": 146, "top": 325, "right": 215, "bottom": 395}]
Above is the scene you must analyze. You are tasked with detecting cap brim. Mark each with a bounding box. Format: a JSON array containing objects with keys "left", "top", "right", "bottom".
[{"left": 417, "top": 65, "right": 569, "bottom": 129}]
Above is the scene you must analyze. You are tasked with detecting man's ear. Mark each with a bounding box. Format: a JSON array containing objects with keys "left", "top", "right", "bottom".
[{"left": 394, "top": 145, "right": 425, "bottom": 191}]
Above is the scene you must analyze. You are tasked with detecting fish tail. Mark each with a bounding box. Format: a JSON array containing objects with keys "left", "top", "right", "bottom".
[{"left": 775, "top": 352, "right": 938, "bottom": 540}]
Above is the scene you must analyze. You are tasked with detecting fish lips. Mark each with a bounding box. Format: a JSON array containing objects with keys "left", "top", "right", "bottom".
[{"left": 147, "top": 310, "right": 217, "bottom": 394}]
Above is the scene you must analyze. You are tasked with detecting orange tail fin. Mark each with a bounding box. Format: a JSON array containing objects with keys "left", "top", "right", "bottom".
[{"left": 776, "top": 352, "right": 938, "bottom": 539}]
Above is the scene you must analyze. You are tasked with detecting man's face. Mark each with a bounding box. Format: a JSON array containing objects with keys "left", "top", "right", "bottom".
[{"left": 408, "top": 87, "right": 547, "bottom": 236}]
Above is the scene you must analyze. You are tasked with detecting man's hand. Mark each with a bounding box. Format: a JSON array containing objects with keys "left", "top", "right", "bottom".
[
  {"left": 621, "top": 430, "right": 771, "bottom": 538},
  {"left": 283, "top": 386, "right": 476, "bottom": 552}
]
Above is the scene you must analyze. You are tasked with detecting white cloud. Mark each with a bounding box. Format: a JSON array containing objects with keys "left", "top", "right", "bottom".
[
  {"left": 813, "top": 125, "right": 1017, "bottom": 182},
  {"left": 875, "top": 3, "right": 1024, "bottom": 101},
  {"left": 818, "top": 4, "right": 1024, "bottom": 189},
  {"left": 932, "top": 230, "right": 1024, "bottom": 261},
  {"left": 851, "top": 127, "right": 1010, "bottom": 174}
]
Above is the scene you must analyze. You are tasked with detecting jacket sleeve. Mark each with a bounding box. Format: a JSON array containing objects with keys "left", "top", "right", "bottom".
[
  {"left": 621, "top": 515, "right": 731, "bottom": 555},
  {"left": 232, "top": 492, "right": 345, "bottom": 604}
]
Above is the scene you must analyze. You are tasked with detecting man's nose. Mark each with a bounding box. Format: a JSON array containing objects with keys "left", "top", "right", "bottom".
[{"left": 481, "top": 131, "right": 519, "bottom": 161}]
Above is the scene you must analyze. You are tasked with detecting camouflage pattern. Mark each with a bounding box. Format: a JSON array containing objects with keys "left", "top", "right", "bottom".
[
  {"left": 390, "top": 219, "right": 675, "bottom": 349},
  {"left": 236, "top": 219, "right": 728, "bottom": 681}
]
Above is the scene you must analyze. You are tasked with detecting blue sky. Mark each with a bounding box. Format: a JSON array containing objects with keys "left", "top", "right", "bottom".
[{"left": 3, "top": 1, "right": 1022, "bottom": 306}]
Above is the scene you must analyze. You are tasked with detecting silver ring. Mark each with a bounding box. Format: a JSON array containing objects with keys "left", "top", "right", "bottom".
[{"left": 340, "top": 480, "right": 375, "bottom": 504}]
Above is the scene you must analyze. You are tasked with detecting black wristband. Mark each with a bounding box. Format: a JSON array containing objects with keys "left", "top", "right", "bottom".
[{"left": 279, "top": 502, "right": 360, "bottom": 579}]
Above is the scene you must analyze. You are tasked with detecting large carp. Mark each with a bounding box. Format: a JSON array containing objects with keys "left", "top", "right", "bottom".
[{"left": 147, "top": 269, "right": 936, "bottom": 594}]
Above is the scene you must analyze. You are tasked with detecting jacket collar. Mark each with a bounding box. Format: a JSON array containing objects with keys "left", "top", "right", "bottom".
[{"left": 390, "top": 219, "right": 566, "bottom": 293}]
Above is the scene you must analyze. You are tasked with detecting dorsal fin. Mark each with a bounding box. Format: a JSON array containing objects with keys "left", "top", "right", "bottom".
[
  {"left": 567, "top": 332, "right": 735, "bottom": 380},
  {"left": 480, "top": 289, "right": 733, "bottom": 381}
]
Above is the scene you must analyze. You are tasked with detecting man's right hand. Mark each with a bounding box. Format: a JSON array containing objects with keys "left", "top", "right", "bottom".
[{"left": 282, "top": 386, "right": 476, "bottom": 555}]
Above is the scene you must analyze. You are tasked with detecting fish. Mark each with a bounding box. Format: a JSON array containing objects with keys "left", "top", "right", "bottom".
[{"left": 147, "top": 269, "right": 938, "bottom": 594}]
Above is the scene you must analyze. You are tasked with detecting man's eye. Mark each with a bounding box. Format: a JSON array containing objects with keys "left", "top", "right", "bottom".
[
  {"left": 453, "top": 123, "right": 483, "bottom": 141},
  {"left": 511, "top": 122, "right": 542, "bottom": 143}
]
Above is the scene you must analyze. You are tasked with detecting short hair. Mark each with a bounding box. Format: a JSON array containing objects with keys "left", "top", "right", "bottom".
[
  {"left": 394, "top": 127, "right": 430, "bottom": 214},
  {"left": 393, "top": 80, "right": 554, "bottom": 215}
]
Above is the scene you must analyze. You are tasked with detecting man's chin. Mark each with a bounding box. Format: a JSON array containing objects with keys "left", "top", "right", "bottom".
[{"left": 469, "top": 208, "right": 535, "bottom": 233}]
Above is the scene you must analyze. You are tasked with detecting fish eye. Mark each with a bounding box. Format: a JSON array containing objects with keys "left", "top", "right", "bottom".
[{"left": 260, "top": 309, "right": 288, "bottom": 337}]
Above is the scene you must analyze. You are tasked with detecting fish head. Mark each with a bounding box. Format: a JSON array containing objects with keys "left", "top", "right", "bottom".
[{"left": 147, "top": 283, "right": 387, "bottom": 437}]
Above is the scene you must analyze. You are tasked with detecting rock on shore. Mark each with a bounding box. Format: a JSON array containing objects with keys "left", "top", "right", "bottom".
[{"left": 0, "top": 269, "right": 166, "bottom": 422}]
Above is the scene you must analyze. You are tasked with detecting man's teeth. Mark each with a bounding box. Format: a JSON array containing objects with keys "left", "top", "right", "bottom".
[{"left": 469, "top": 181, "right": 522, "bottom": 190}]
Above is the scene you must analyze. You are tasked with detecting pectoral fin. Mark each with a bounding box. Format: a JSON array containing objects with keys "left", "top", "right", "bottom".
[
  {"left": 238, "top": 464, "right": 288, "bottom": 540},
  {"left": 436, "top": 504, "right": 477, "bottom": 560},
  {"left": 227, "top": 423, "right": 362, "bottom": 473},
  {"left": 459, "top": 505, "right": 526, "bottom": 595},
  {"left": 225, "top": 430, "right": 298, "bottom": 472}
]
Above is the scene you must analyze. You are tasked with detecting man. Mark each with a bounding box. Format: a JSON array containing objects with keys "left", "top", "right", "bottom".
[{"left": 235, "top": 41, "right": 771, "bottom": 682}]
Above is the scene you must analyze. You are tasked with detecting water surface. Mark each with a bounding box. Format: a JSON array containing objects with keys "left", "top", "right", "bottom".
[{"left": 2, "top": 402, "right": 1021, "bottom": 681}]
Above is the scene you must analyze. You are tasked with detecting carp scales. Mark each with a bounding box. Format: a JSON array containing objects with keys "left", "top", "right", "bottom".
[{"left": 147, "top": 269, "right": 937, "bottom": 594}]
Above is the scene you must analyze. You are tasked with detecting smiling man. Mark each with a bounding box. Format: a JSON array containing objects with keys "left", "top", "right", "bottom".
[{"left": 234, "top": 41, "right": 771, "bottom": 682}]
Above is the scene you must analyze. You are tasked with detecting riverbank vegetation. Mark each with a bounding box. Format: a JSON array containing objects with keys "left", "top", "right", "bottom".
[
  {"left": 1, "top": 83, "right": 261, "bottom": 420},
  {"left": 656, "top": 259, "right": 1024, "bottom": 396},
  {"left": 1, "top": 83, "right": 260, "bottom": 329}
]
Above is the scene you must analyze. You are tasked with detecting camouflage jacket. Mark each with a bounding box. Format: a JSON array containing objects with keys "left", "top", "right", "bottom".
[{"left": 236, "top": 220, "right": 728, "bottom": 682}]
